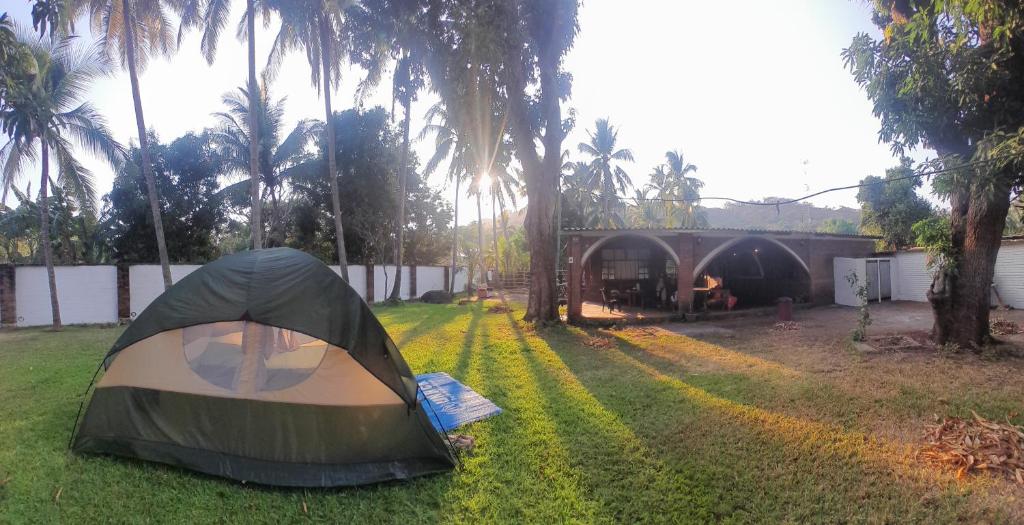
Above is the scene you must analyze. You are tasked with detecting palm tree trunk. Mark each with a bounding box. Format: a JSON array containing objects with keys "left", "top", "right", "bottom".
[
  {"left": 499, "top": 198, "right": 512, "bottom": 277},
  {"left": 490, "top": 191, "right": 501, "bottom": 290},
  {"left": 388, "top": 94, "right": 412, "bottom": 302},
  {"left": 319, "top": 15, "right": 348, "bottom": 282},
  {"left": 476, "top": 190, "right": 485, "bottom": 288},
  {"left": 449, "top": 175, "right": 460, "bottom": 294},
  {"left": 122, "top": 0, "right": 172, "bottom": 289},
  {"left": 246, "top": 0, "right": 262, "bottom": 250},
  {"left": 39, "top": 141, "right": 61, "bottom": 330}
]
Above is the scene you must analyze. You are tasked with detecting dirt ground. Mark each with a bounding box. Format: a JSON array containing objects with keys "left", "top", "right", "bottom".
[{"left": 630, "top": 302, "right": 1024, "bottom": 514}]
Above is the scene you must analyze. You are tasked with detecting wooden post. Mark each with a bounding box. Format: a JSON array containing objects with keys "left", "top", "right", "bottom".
[
  {"left": 409, "top": 265, "right": 418, "bottom": 299},
  {"left": 0, "top": 264, "right": 14, "bottom": 326},
  {"left": 116, "top": 263, "right": 131, "bottom": 320},
  {"left": 366, "top": 264, "right": 375, "bottom": 304},
  {"left": 443, "top": 266, "right": 450, "bottom": 293},
  {"left": 568, "top": 235, "right": 583, "bottom": 322},
  {"left": 676, "top": 233, "right": 695, "bottom": 316}
]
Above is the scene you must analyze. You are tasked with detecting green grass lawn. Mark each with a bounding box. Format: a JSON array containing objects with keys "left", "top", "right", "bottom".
[{"left": 0, "top": 301, "right": 1013, "bottom": 523}]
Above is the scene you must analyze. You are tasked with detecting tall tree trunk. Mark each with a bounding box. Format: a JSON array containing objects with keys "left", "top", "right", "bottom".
[
  {"left": 928, "top": 169, "right": 1014, "bottom": 349},
  {"left": 476, "top": 190, "right": 485, "bottom": 288},
  {"left": 388, "top": 95, "right": 412, "bottom": 302},
  {"left": 246, "top": 0, "right": 262, "bottom": 250},
  {"left": 39, "top": 142, "right": 61, "bottom": 330},
  {"left": 490, "top": 191, "right": 501, "bottom": 290},
  {"left": 122, "top": 0, "right": 172, "bottom": 289},
  {"left": 507, "top": 65, "right": 562, "bottom": 321},
  {"left": 319, "top": 15, "right": 349, "bottom": 281},
  {"left": 449, "top": 175, "right": 460, "bottom": 294},
  {"left": 499, "top": 199, "right": 512, "bottom": 277}
]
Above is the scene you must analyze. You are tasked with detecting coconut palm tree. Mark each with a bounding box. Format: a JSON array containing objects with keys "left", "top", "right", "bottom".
[
  {"left": 578, "top": 118, "right": 633, "bottom": 227},
  {"left": 489, "top": 165, "right": 519, "bottom": 282},
  {"left": 212, "top": 80, "right": 315, "bottom": 246},
  {"left": 267, "top": 0, "right": 354, "bottom": 281},
  {"left": 559, "top": 159, "right": 599, "bottom": 228},
  {"left": 71, "top": 0, "right": 178, "bottom": 289},
  {"left": 0, "top": 30, "right": 124, "bottom": 329},
  {"left": 420, "top": 101, "right": 472, "bottom": 294},
  {"left": 647, "top": 150, "right": 704, "bottom": 228},
  {"left": 178, "top": 0, "right": 269, "bottom": 249}
]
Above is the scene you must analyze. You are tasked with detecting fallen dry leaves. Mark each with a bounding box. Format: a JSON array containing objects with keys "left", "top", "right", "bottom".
[
  {"left": 919, "top": 411, "right": 1024, "bottom": 486},
  {"left": 770, "top": 321, "right": 800, "bottom": 332},
  {"left": 991, "top": 318, "right": 1024, "bottom": 336}
]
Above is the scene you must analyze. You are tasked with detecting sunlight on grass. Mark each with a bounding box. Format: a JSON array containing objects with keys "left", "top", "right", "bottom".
[
  {"left": 611, "top": 327, "right": 802, "bottom": 378},
  {"left": 0, "top": 302, "right": 1014, "bottom": 522}
]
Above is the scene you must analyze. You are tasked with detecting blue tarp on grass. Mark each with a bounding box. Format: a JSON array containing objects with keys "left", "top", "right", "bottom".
[{"left": 416, "top": 372, "right": 503, "bottom": 432}]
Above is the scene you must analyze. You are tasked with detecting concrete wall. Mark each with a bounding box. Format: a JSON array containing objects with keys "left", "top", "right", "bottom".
[
  {"left": 2, "top": 262, "right": 461, "bottom": 327},
  {"left": 417, "top": 266, "right": 446, "bottom": 293},
  {"left": 14, "top": 266, "right": 118, "bottom": 326},
  {"left": 129, "top": 265, "right": 202, "bottom": 317}
]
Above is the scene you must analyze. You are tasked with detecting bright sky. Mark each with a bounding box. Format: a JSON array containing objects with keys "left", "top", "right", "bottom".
[{"left": 4, "top": 1, "right": 931, "bottom": 223}]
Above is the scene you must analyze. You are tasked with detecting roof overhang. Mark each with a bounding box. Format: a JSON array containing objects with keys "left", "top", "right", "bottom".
[{"left": 559, "top": 227, "right": 881, "bottom": 241}]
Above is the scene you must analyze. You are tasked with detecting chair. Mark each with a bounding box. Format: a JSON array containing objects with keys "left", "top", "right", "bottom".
[{"left": 601, "top": 289, "right": 621, "bottom": 312}]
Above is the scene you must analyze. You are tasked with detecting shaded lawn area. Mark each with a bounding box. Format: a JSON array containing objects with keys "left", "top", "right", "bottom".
[{"left": 0, "top": 300, "right": 1017, "bottom": 523}]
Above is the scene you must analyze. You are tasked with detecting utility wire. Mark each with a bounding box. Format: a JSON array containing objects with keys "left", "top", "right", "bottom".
[{"left": 569, "top": 154, "right": 1023, "bottom": 207}]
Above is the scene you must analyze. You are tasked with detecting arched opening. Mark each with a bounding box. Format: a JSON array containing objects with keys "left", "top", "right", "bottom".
[
  {"left": 692, "top": 237, "right": 810, "bottom": 311},
  {"left": 578, "top": 234, "right": 680, "bottom": 319}
]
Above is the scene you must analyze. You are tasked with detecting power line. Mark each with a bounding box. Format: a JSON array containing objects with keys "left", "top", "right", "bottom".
[{"left": 569, "top": 154, "right": 1023, "bottom": 207}]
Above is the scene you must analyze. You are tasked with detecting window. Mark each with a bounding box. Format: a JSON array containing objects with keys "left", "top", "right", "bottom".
[
  {"left": 600, "top": 248, "right": 651, "bottom": 280},
  {"left": 183, "top": 321, "right": 329, "bottom": 392}
]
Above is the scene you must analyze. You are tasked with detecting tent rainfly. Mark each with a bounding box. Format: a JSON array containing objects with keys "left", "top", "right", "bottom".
[{"left": 71, "top": 248, "right": 456, "bottom": 487}]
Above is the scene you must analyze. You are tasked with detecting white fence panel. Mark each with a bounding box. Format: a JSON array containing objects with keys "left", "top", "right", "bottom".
[
  {"left": 373, "top": 265, "right": 411, "bottom": 302},
  {"left": 15, "top": 266, "right": 117, "bottom": 326},
  {"left": 129, "top": 265, "right": 202, "bottom": 317},
  {"left": 892, "top": 252, "right": 932, "bottom": 302},
  {"left": 833, "top": 258, "right": 864, "bottom": 307},
  {"left": 452, "top": 267, "right": 468, "bottom": 293},
  {"left": 416, "top": 267, "right": 445, "bottom": 295},
  {"left": 332, "top": 265, "right": 367, "bottom": 301},
  {"left": 993, "top": 243, "right": 1024, "bottom": 308}
]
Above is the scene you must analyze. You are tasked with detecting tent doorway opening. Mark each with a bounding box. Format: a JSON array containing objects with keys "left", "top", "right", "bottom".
[{"left": 693, "top": 238, "right": 810, "bottom": 311}]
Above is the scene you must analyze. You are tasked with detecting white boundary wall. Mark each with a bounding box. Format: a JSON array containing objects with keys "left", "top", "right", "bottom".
[
  {"left": 6, "top": 262, "right": 469, "bottom": 327},
  {"left": 833, "top": 258, "right": 865, "bottom": 307},
  {"left": 15, "top": 266, "right": 117, "bottom": 326},
  {"left": 129, "top": 265, "right": 202, "bottom": 317},
  {"left": 835, "top": 241, "right": 1024, "bottom": 308}
]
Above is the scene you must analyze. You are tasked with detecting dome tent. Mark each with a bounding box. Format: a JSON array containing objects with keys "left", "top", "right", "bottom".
[{"left": 72, "top": 248, "right": 456, "bottom": 487}]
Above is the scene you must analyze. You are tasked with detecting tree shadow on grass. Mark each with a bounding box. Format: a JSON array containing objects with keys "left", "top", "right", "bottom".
[{"left": 505, "top": 313, "right": 987, "bottom": 523}]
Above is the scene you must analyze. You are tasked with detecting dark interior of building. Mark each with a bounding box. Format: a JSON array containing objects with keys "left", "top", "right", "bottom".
[
  {"left": 582, "top": 237, "right": 678, "bottom": 310},
  {"left": 693, "top": 238, "right": 810, "bottom": 311}
]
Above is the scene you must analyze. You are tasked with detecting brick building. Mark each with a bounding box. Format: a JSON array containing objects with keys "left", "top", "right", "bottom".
[{"left": 563, "top": 227, "right": 879, "bottom": 322}]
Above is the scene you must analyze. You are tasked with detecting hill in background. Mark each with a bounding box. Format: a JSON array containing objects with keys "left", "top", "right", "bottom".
[
  {"left": 463, "top": 199, "right": 862, "bottom": 234},
  {"left": 704, "top": 200, "right": 861, "bottom": 232}
]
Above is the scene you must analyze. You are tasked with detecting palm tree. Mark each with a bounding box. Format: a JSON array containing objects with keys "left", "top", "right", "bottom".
[
  {"left": 72, "top": 0, "right": 177, "bottom": 289},
  {"left": 178, "top": 0, "right": 267, "bottom": 249},
  {"left": 268, "top": 0, "right": 353, "bottom": 281},
  {"left": 578, "top": 118, "right": 633, "bottom": 227},
  {"left": 0, "top": 30, "right": 124, "bottom": 329},
  {"left": 627, "top": 188, "right": 663, "bottom": 228},
  {"left": 647, "top": 150, "right": 704, "bottom": 228},
  {"left": 420, "top": 101, "right": 472, "bottom": 294},
  {"left": 212, "top": 80, "right": 315, "bottom": 246},
  {"left": 560, "top": 159, "right": 599, "bottom": 228},
  {"left": 489, "top": 166, "right": 519, "bottom": 282}
]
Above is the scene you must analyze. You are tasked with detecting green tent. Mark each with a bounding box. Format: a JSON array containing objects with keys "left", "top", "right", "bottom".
[{"left": 72, "top": 248, "right": 455, "bottom": 487}]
